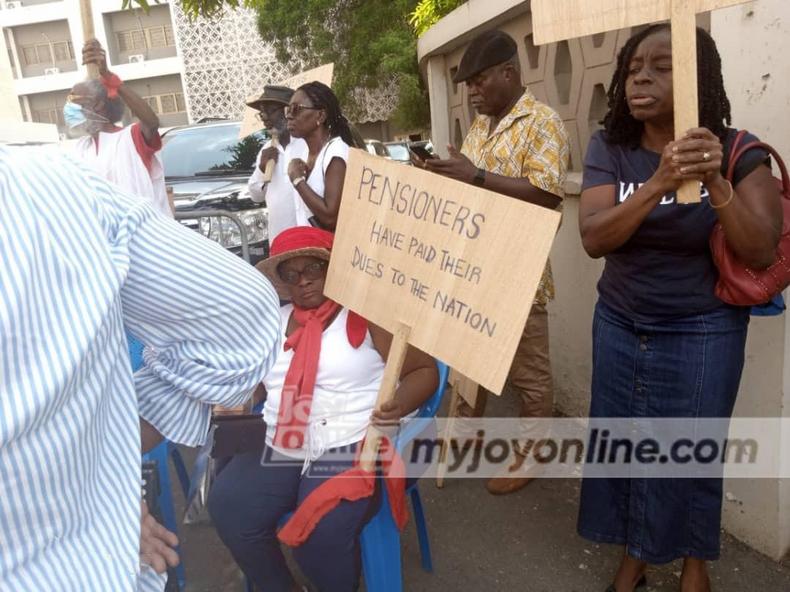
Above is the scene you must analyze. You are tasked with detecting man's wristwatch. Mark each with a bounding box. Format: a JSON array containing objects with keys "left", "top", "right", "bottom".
[
  {"left": 292, "top": 176, "right": 306, "bottom": 187},
  {"left": 472, "top": 167, "right": 486, "bottom": 187}
]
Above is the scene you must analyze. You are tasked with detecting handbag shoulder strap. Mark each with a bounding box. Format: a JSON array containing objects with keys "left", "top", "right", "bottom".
[
  {"left": 726, "top": 133, "right": 790, "bottom": 198},
  {"left": 725, "top": 129, "right": 750, "bottom": 179}
]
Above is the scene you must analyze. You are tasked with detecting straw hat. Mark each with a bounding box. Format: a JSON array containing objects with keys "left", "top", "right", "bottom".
[
  {"left": 246, "top": 85, "right": 294, "bottom": 111},
  {"left": 256, "top": 227, "right": 334, "bottom": 300}
]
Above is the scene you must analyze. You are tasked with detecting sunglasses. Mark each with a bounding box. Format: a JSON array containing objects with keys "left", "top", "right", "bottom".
[
  {"left": 285, "top": 103, "right": 321, "bottom": 117},
  {"left": 277, "top": 260, "right": 328, "bottom": 285}
]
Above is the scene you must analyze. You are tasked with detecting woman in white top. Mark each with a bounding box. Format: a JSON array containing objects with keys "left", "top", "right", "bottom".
[
  {"left": 208, "top": 227, "right": 438, "bottom": 592},
  {"left": 285, "top": 82, "right": 362, "bottom": 230}
]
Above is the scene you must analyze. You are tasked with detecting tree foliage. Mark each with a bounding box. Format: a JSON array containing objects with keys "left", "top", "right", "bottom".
[
  {"left": 124, "top": 0, "right": 463, "bottom": 130},
  {"left": 253, "top": 0, "right": 429, "bottom": 129},
  {"left": 212, "top": 134, "right": 266, "bottom": 170},
  {"left": 410, "top": 0, "right": 465, "bottom": 36}
]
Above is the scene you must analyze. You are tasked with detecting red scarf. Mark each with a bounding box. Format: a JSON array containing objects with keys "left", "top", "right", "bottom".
[
  {"left": 100, "top": 72, "right": 123, "bottom": 99},
  {"left": 277, "top": 436, "right": 408, "bottom": 547},
  {"left": 272, "top": 300, "right": 367, "bottom": 449}
]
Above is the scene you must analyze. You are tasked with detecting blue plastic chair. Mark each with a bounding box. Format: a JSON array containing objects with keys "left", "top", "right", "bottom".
[
  {"left": 359, "top": 360, "right": 449, "bottom": 591},
  {"left": 243, "top": 361, "right": 449, "bottom": 592},
  {"left": 129, "top": 333, "right": 189, "bottom": 592}
]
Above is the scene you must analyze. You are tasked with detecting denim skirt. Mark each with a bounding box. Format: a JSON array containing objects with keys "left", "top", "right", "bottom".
[{"left": 577, "top": 300, "right": 749, "bottom": 563}]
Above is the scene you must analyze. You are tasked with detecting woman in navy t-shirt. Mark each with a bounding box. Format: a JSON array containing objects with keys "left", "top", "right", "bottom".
[{"left": 577, "top": 25, "right": 781, "bottom": 592}]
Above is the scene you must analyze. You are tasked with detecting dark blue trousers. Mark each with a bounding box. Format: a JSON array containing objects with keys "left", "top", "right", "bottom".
[{"left": 208, "top": 445, "right": 378, "bottom": 592}]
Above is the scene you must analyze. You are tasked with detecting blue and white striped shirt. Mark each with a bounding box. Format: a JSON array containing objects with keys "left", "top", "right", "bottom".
[{"left": 0, "top": 146, "right": 281, "bottom": 591}]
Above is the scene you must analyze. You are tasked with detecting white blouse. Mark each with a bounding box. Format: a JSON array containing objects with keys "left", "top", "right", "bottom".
[
  {"left": 289, "top": 137, "right": 350, "bottom": 226},
  {"left": 263, "top": 305, "right": 384, "bottom": 463}
]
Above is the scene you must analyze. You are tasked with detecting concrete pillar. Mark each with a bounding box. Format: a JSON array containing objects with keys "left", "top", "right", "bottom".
[
  {"left": 5, "top": 28, "right": 22, "bottom": 81},
  {"left": 0, "top": 30, "right": 22, "bottom": 122},
  {"left": 425, "top": 55, "right": 450, "bottom": 159},
  {"left": 20, "top": 95, "right": 32, "bottom": 121},
  {"left": 711, "top": 0, "right": 790, "bottom": 561}
]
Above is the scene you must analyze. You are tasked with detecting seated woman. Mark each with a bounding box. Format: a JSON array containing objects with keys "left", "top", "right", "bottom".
[{"left": 208, "top": 226, "right": 439, "bottom": 592}]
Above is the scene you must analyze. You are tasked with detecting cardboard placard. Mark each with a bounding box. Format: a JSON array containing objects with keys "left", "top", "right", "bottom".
[
  {"left": 324, "top": 149, "right": 561, "bottom": 395},
  {"left": 531, "top": 0, "right": 753, "bottom": 203},
  {"left": 531, "top": 0, "right": 751, "bottom": 46},
  {"left": 238, "top": 63, "right": 335, "bottom": 139}
]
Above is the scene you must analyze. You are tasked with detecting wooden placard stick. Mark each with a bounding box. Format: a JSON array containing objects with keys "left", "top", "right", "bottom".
[
  {"left": 670, "top": 1, "right": 700, "bottom": 204},
  {"left": 436, "top": 369, "right": 479, "bottom": 488},
  {"left": 359, "top": 322, "right": 411, "bottom": 473},
  {"left": 532, "top": 0, "right": 759, "bottom": 204},
  {"left": 261, "top": 131, "right": 279, "bottom": 183},
  {"left": 79, "top": 0, "right": 99, "bottom": 79},
  {"left": 435, "top": 385, "right": 461, "bottom": 489}
]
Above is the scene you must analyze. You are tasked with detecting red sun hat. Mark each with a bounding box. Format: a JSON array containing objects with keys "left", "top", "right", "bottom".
[{"left": 256, "top": 227, "right": 335, "bottom": 299}]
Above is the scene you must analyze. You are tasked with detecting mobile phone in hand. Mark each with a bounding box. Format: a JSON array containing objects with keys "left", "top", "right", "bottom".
[{"left": 409, "top": 145, "right": 437, "bottom": 161}]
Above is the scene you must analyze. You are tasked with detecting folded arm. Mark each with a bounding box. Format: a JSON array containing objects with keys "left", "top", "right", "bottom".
[{"left": 120, "top": 204, "right": 282, "bottom": 446}]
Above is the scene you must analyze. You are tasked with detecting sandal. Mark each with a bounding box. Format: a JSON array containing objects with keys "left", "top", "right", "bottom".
[{"left": 604, "top": 574, "right": 647, "bottom": 592}]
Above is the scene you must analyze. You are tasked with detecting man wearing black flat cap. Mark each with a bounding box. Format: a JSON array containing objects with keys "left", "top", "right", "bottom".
[
  {"left": 419, "top": 29, "right": 569, "bottom": 496},
  {"left": 247, "top": 85, "right": 308, "bottom": 241}
]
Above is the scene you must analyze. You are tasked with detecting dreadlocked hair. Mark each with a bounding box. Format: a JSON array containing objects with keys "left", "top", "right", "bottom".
[
  {"left": 296, "top": 81, "right": 361, "bottom": 148},
  {"left": 603, "top": 24, "right": 731, "bottom": 148}
]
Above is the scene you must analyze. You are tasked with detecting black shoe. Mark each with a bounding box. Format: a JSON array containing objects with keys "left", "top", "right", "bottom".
[{"left": 605, "top": 575, "right": 647, "bottom": 592}]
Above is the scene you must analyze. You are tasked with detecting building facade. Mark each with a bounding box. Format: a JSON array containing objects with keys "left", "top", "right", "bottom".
[
  {"left": 0, "top": 0, "right": 190, "bottom": 134},
  {"left": 0, "top": 1, "right": 399, "bottom": 140}
]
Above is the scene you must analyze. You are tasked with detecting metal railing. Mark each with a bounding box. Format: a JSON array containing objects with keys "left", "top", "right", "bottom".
[{"left": 174, "top": 209, "right": 250, "bottom": 263}]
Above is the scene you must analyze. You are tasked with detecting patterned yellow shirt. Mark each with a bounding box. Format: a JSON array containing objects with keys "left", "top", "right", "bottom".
[{"left": 461, "top": 88, "right": 569, "bottom": 305}]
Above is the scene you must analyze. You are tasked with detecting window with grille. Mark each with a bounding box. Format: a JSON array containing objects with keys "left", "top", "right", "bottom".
[
  {"left": 116, "top": 31, "right": 131, "bottom": 52},
  {"left": 36, "top": 45, "right": 52, "bottom": 64},
  {"left": 117, "top": 25, "right": 176, "bottom": 53},
  {"left": 52, "top": 41, "right": 73, "bottom": 62},
  {"left": 143, "top": 96, "right": 158, "bottom": 111},
  {"left": 22, "top": 46, "right": 38, "bottom": 65},
  {"left": 32, "top": 107, "right": 64, "bottom": 126},
  {"left": 148, "top": 26, "right": 166, "bottom": 48},
  {"left": 142, "top": 93, "right": 187, "bottom": 115},
  {"left": 131, "top": 30, "right": 146, "bottom": 50},
  {"left": 117, "top": 30, "right": 146, "bottom": 52},
  {"left": 22, "top": 43, "right": 59, "bottom": 66},
  {"left": 159, "top": 94, "right": 176, "bottom": 113}
]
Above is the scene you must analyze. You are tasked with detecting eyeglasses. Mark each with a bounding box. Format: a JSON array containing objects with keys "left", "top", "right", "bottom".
[
  {"left": 277, "top": 260, "right": 328, "bottom": 285},
  {"left": 285, "top": 104, "right": 321, "bottom": 117}
]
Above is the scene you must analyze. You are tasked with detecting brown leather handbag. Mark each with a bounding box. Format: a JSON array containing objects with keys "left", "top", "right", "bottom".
[{"left": 710, "top": 131, "right": 790, "bottom": 306}]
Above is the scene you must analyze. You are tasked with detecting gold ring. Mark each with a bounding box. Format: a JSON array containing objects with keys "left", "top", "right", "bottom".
[{"left": 703, "top": 151, "right": 711, "bottom": 161}]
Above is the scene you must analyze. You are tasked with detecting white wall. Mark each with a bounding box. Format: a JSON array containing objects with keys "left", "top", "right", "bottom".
[
  {"left": 0, "top": 16, "right": 22, "bottom": 121},
  {"left": 712, "top": 0, "right": 790, "bottom": 561}
]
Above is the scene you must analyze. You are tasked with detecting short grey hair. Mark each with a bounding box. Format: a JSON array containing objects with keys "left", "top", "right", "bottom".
[{"left": 84, "top": 79, "right": 125, "bottom": 124}]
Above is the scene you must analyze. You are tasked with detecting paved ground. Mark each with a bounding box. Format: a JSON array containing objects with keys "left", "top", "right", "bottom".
[{"left": 172, "top": 393, "right": 790, "bottom": 592}]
